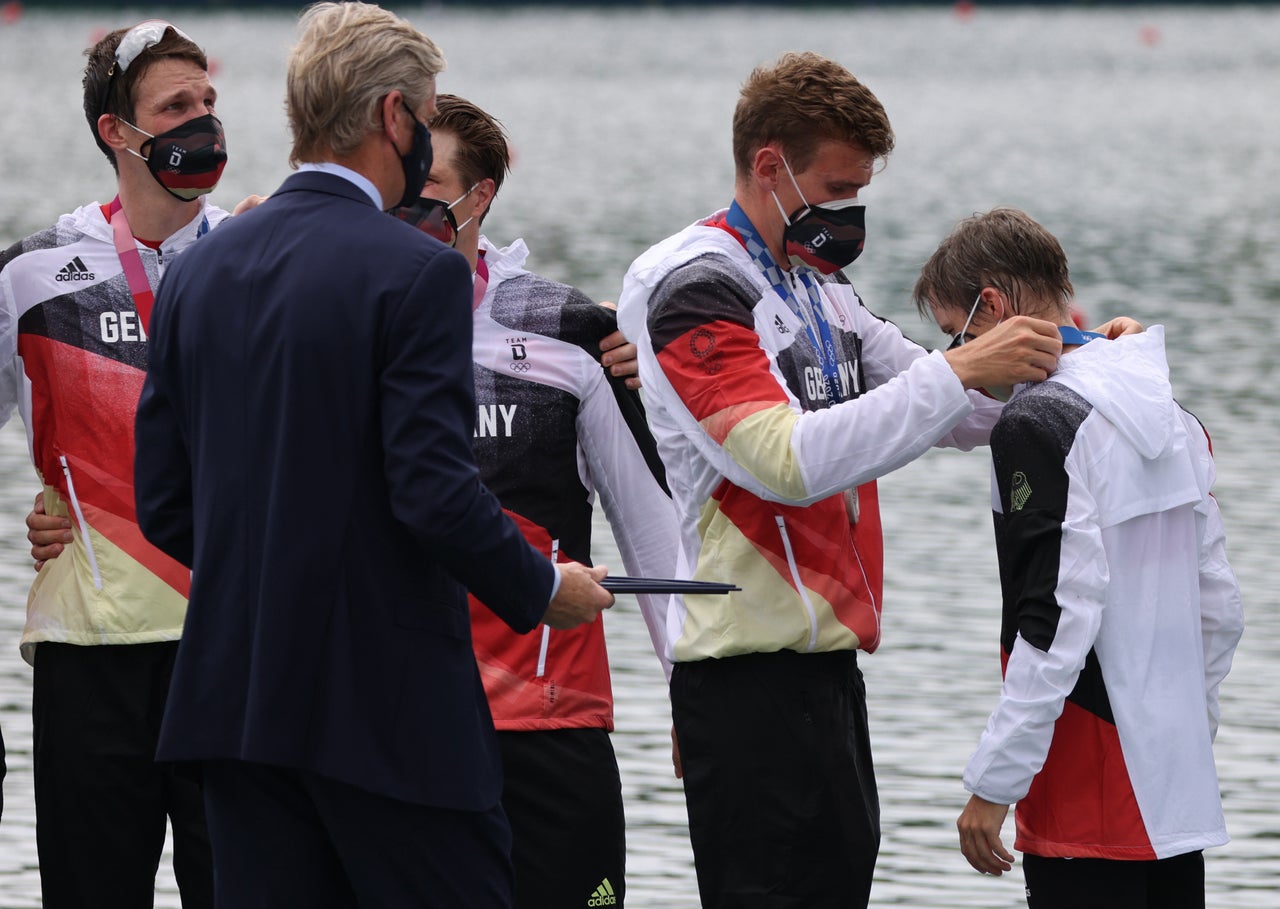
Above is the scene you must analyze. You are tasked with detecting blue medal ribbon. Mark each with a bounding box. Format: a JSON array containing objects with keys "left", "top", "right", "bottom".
[
  {"left": 1059, "top": 325, "right": 1106, "bottom": 346},
  {"left": 724, "top": 202, "right": 844, "bottom": 404}
]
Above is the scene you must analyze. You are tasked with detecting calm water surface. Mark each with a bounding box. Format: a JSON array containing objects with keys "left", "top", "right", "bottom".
[{"left": 0, "top": 5, "right": 1277, "bottom": 906}]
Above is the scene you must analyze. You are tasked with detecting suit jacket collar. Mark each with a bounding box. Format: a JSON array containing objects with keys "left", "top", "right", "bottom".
[{"left": 275, "top": 169, "right": 382, "bottom": 209}]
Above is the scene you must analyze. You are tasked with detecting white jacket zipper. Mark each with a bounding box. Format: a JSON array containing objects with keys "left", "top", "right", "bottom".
[
  {"left": 849, "top": 541, "right": 880, "bottom": 649},
  {"left": 59, "top": 456, "right": 103, "bottom": 590},
  {"left": 535, "top": 538, "right": 559, "bottom": 678},
  {"left": 775, "top": 515, "right": 818, "bottom": 652}
]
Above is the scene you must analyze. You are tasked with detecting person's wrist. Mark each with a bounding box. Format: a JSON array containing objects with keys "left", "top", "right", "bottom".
[
  {"left": 548, "top": 562, "right": 562, "bottom": 603},
  {"left": 943, "top": 347, "right": 979, "bottom": 391}
]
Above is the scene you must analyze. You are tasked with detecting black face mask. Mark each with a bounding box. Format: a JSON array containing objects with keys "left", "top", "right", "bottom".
[
  {"left": 394, "top": 102, "right": 433, "bottom": 210},
  {"left": 781, "top": 199, "right": 867, "bottom": 275},
  {"left": 772, "top": 153, "right": 867, "bottom": 275},
  {"left": 388, "top": 184, "right": 479, "bottom": 247},
  {"left": 123, "top": 113, "right": 228, "bottom": 202}
]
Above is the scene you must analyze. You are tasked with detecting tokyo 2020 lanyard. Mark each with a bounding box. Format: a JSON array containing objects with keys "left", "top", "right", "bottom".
[
  {"left": 1058, "top": 325, "right": 1106, "bottom": 346},
  {"left": 107, "top": 196, "right": 209, "bottom": 332},
  {"left": 724, "top": 201, "right": 843, "bottom": 403}
]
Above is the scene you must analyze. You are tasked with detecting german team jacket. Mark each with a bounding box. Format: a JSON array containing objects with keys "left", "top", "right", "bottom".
[
  {"left": 0, "top": 199, "right": 229, "bottom": 663},
  {"left": 617, "top": 211, "right": 1004, "bottom": 663},
  {"left": 965, "top": 326, "right": 1244, "bottom": 860},
  {"left": 468, "top": 237, "right": 678, "bottom": 730}
]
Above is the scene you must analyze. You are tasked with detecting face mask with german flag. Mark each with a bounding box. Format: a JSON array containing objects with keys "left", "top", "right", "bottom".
[{"left": 122, "top": 113, "right": 228, "bottom": 202}]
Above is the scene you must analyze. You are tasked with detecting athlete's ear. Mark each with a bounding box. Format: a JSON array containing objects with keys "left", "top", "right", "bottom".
[
  {"left": 980, "top": 287, "right": 1010, "bottom": 321},
  {"left": 751, "top": 145, "right": 785, "bottom": 192},
  {"left": 98, "top": 113, "right": 130, "bottom": 155},
  {"left": 471, "top": 178, "right": 497, "bottom": 224}
]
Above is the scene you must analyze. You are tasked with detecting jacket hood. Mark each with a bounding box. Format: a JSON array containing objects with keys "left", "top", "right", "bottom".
[
  {"left": 1049, "top": 325, "right": 1180, "bottom": 460},
  {"left": 478, "top": 235, "right": 530, "bottom": 282},
  {"left": 57, "top": 197, "right": 230, "bottom": 255}
]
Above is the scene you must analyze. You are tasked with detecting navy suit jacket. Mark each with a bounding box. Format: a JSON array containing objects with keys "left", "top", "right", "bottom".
[{"left": 135, "top": 171, "right": 556, "bottom": 810}]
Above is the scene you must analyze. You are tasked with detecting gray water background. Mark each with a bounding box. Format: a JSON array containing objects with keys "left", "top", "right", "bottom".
[{"left": 1, "top": 3, "right": 1278, "bottom": 906}]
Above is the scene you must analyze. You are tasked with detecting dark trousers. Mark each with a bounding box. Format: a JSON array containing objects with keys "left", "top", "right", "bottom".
[
  {"left": 1024, "top": 850, "right": 1206, "bottom": 909},
  {"left": 32, "top": 641, "right": 213, "bottom": 909},
  {"left": 202, "top": 759, "right": 515, "bottom": 909},
  {"left": 671, "top": 649, "right": 880, "bottom": 909},
  {"left": 499, "top": 727, "right": 625, "bottom": 909}
]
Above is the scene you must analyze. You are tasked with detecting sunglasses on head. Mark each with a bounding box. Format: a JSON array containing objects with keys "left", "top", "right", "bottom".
[
  {"left": 115, "top": 20, "right": 191, "bottom": 73},
  {"left": 387, "top": 183, "right": 479, "bottom": 247},
  {"left": 101, "top": 21, "right": 192, "bottom": 116}
]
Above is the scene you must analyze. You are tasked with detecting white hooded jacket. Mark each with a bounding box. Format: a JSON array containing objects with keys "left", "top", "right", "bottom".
[{"left": 965, "top": 325, "right": 1244, "bottom": 860}]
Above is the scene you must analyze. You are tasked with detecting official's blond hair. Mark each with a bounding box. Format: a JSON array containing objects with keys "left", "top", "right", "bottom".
[{"left": 286, "top": 2, "right": 446, "bottom": 165}]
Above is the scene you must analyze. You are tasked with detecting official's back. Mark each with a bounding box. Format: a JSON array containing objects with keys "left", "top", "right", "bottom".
[{"left": 137, "top": 170, "right": 550, "bottom": 810}]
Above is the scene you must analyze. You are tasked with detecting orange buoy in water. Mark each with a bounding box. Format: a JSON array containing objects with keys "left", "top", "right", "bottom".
[{"left": 2, "top": 2, "right": 24, "bottom": 26}]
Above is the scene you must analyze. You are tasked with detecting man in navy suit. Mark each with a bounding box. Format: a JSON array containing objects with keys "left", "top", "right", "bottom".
[{"left": 132, "top": 4, "right": 614, "bottom": 907}]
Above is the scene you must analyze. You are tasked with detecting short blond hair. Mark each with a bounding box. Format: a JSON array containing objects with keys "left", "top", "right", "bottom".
[{"left": 287, "top": 2, "right": 446, "bottom": 165}]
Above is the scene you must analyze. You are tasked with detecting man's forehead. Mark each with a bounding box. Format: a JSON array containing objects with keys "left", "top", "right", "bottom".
[
  {"left": 931, "top": 307, "right": 959, "bottom": 333},
  {"left": 429, "top": 129, "right": 461, "bottom": 177},
  {"left": 133, "top": 58, "right": 213, "bottom": 100},
  {"left": 807, "top": 140, "right": 874, "bottom": 176}
]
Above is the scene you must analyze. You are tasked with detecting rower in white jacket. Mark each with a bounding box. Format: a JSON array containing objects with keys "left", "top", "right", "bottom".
[{"left": 916, "top": 206, "right": 1243, "bottom": 909}]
